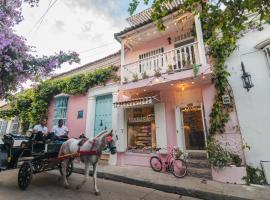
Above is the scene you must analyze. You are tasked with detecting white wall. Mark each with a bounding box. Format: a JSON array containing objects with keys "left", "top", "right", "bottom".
[{"left": 226, "top": 24, "right": 270, "bottom": 167}]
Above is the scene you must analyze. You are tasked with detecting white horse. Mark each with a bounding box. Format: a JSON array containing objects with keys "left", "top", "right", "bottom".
[{"left": 59, "top": 130, "right": 116, "bottom": 195}]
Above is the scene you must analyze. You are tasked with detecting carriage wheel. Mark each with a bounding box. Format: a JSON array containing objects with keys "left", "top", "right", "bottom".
[
  {"left": 18, "top": 161, "right": 33, "bottom": 190},
  {"left": 59, "top": 159, "right": 73, "bottom": 178}
]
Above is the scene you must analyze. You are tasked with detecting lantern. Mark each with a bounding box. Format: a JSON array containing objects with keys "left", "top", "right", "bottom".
[{"left": 241, "top": 62, "right": 254, "bottom": 92}]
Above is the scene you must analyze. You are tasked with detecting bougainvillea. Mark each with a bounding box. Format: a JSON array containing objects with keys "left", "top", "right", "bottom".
[{"left": 0, "top": 0, "right": 80, "bottom": 99}]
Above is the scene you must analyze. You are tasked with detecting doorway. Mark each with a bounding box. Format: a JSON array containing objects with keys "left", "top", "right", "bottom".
[
  {"left": 176, "top": 105, "right": 206, "bottom": 151},
  {"left": 94, "top": 94, "right": 113, "bottom": 136}
]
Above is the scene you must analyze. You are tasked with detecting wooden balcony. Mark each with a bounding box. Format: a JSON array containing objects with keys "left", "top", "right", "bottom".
[{"left": 121, "top": 42, "right": 200, "bottom": 83}]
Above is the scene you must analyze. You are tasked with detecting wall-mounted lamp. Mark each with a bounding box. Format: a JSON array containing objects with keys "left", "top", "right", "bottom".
[
  {"left": 167, "top": 37, "right": 172, "bottom": 45},
  {"left": 241, "top": 62, "right": 254, "bottom": 92}
]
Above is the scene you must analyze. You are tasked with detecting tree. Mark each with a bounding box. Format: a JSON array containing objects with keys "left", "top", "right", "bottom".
[
  {"left": 129, "top": 0, "right": 270, "bottom": 135},
  {"left": 0, "top": 0, "right": 80, "bottom": 99}
]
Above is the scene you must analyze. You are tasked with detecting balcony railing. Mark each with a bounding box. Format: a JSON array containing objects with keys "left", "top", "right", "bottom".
[{"left": 122, "top": 42, "right": 200, "bottom": 83}]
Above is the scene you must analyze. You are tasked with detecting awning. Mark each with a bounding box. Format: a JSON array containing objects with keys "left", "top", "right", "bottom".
[{"left": 113, "top": 95, "right": 160, "bottom": 108}]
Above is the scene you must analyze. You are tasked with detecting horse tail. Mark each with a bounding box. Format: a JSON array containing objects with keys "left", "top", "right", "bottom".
[{"left": 58, "top": 141, "right": 66, "bottom": 157}]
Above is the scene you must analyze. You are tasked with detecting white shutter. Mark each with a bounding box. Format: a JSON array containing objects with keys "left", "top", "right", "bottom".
[
  {"left": 154, "top": 103, "right": 167, "bottom": 149},
  {"left": 175, "top": 106, "right": 185, "bottom": 151},
  {"left": 116, "top": 108, "right": 125, "bottom": 152}
]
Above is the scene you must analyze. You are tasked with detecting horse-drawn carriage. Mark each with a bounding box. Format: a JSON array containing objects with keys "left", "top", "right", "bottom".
[{"left": 0, "top": 133, "right": 75, "bottom": 190}]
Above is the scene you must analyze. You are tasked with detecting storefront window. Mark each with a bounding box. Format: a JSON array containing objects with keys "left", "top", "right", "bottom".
[{"left": 127, "top": 107, "right": 156, "bottom": 153}]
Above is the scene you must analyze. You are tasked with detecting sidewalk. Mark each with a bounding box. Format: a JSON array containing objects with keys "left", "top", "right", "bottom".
[{"left": 73, "top": 163, "right": 270, "bottom": 200}]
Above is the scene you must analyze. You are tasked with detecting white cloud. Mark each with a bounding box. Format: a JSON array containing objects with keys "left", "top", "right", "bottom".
[{"left": 14, "top": 0, "right": 130, "bottom": 74}]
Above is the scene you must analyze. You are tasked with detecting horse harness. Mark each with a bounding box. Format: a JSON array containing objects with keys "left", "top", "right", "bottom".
[{"left": 77, "top": 138, "right": 101, "bottom": 156}]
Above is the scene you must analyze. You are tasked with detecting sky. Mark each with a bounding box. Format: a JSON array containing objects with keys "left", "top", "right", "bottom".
[{"left": 15, "top": 0, "right": 151, "bottom": 74}]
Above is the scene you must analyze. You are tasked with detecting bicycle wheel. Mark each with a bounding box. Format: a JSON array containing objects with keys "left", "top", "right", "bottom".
[
  {"left": 171, "top": 158, "right": 187, "bottom": 178},
  {"left": 150, "top": 156, "right": 162, "bottom": 172}
]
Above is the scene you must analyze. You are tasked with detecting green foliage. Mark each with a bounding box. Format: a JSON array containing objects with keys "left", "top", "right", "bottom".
[
  {"left": 230, "top": 153, "right": 242, "bottom": 167},
  {"left": 0, "top": 66, "right": 118, "bottom": 132},
  {"left": 192, "top": 64, "right": 200, "bottom": 76},
  {"left": 207, "top": 138, "right": 232, "bottom": 168},
  {"left": 243, "top": 165, "right": 267, "bottom": 185}
]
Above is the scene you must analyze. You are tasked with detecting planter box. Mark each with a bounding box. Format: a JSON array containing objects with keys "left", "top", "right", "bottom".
[{"left": 212, "top": 166, "right": 246, "bottom": 184}]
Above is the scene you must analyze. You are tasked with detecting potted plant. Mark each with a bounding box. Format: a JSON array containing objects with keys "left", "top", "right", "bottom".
[
  {"left": 154, "top": 69, "right": 161, "bottom": 77},
  {"left": 208, "top": 140, "right": 246, "bottom": 184},
  {"left": 132, "top": 73, "right": 139, "bottom": 82},
  {"left": 166, "top": 65, "right": 174, "bottom": 74},
  {"left": 141, "top": 71, "right": 149, "bottom": 79},
  {"left": 123, "top": 77, "right": 128, "bottom": 84}
]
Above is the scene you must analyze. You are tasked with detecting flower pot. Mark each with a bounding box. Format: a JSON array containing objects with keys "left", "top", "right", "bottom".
[{"left": 212, "top": 166, "right": 246, "bottom": 184}]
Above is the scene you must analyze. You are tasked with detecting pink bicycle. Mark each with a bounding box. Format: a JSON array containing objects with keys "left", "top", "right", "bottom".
[{"left": 150, "top": 147, "right": 187, "bottom": 178}]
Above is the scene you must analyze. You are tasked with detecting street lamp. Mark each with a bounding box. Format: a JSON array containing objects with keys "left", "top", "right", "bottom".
[{"left": 241, "top": 62, "right": 254, "bottom": 92}]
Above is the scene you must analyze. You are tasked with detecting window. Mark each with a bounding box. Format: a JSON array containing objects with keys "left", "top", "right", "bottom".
[
  {"left": 263, "top": 45, "right": 270, "bottom": 67},
  {"left": 77, "top": 110, "right": 83, "bottom": 119},
  {"left": 127, "top": 107, "right": 156, "bottom": 153},
  {"left": 139, "top": 48, "right": 164, "bottom": 73},
  {"left": 10, "top": 117, "right": 19, "bottom": 134},
  {"left": 53, "top": 96, "right": 69, "bottom": 125},
  {"left": 0, "top": 120, "right": 8, "bottom": 135}
]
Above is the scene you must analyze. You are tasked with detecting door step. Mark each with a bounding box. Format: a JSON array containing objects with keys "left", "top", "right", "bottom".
[
  {"left": 186, "top": 152, "right": 212, "bottom": 179},
  {"left": 187, "top": 152, "right": 208, "bottom": 160},
  {"left": 186, "top": 159, "right": 210, "bottom": 169},
  {"left": 188, "top": 167, "right": 212, "bottom": 179}
]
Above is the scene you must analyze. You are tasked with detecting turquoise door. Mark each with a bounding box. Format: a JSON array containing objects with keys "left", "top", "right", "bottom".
[{"left": 94, "top": 94, "right": 113, "bottom": 136}]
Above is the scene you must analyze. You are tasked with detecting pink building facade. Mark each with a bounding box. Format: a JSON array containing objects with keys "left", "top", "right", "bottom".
[{"left": 113, "top": 6, "right": 245, "bottom": 181}]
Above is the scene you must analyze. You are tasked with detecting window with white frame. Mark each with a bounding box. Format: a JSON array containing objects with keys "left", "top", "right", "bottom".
[
  {"left": 10, "top": 117, "right": 19, "bottom": 134},
  {"left": 0, "top": 120, "right": 8, "bottom": 135},
  {"left": 263, "top": 44, "right": 270, "bottom": 67},
  {"left": 53, "top": 96, "right": 69, "bottom": 126}
]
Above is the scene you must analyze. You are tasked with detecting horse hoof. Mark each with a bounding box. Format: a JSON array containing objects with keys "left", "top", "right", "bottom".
[{"left": 94, "top": 191, "right": 100, "bottom": 196}]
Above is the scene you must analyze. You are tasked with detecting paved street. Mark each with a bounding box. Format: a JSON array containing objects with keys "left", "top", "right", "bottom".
[{"left": 0, "top": 170, "right": 200, "bottom": 200}]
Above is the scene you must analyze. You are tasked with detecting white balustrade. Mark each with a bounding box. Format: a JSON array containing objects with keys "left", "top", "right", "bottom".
[{"left": 122, "top": 42, "right": 200, "bottom": 83}]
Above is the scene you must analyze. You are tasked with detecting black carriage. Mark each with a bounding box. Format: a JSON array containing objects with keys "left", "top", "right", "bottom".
[{"left": 0, "top": 133, "right": 75, "bottom": 190}]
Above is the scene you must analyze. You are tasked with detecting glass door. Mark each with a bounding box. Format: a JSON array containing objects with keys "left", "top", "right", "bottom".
[{"left": 181, "top": 105, "right": 206, "bottom": 150}]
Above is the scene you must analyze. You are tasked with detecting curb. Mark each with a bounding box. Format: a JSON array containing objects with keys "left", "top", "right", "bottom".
[{"left": 73, "top": 168, "right": 251, "bottom": 200}]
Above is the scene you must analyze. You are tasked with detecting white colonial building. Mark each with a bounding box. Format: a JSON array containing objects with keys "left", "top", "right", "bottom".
[{"left": 226, "top": 21, "right": 270, "bottom": 182}]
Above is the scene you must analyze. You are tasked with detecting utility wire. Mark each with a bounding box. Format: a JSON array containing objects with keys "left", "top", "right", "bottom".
[
  {"left": 79, "top": 42, "right": 117, "bottom": 54},
  {"left": 28, "top": 0, "right": 59, "bottom": 35}
]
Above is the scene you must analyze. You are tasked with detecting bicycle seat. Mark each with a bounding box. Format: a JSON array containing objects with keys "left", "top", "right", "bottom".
[{"left": 156, "top": 148, "right": 161, "bottom": 151}]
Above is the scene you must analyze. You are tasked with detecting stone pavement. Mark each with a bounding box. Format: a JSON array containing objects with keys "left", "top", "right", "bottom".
[{"left": 74, "top": 163, "right": 270, "bottom": 200}]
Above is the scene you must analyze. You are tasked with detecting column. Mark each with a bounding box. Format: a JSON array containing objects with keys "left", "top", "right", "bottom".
[
  {"left": 109, "top": 92, "right": 119, "bottom": 165},
  {"left": 85, "top": 96, "right": 96, "bottom": 138},
  {"left": 194, "top": 15, "right": 207, "bottom": 66}
]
